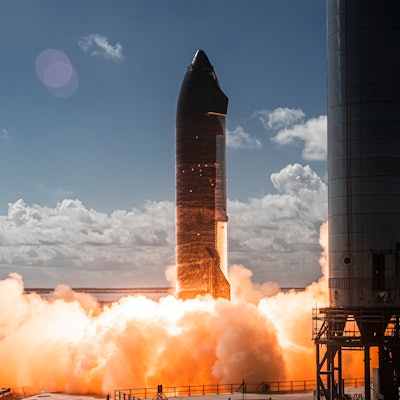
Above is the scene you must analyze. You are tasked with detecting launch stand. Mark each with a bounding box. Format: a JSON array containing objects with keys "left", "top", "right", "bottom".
[{"left": 313, "top": 307, "right": 400, "bottom": 400}]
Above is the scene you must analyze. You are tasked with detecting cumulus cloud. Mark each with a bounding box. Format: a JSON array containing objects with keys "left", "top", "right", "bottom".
[
  {"left": 272, "top": 115, "right": 327, "bottom": 161},
  {"left": 0, "top": 199, "right": 175, "bottom": 287},
  {"left": 254, "top": 107, "right": 327, "bottom": 161},
  {"left": 227, "top": 126, "right": 262, "bottom": 150},
  {"left": 254, "top": 107, "right": 305, "bottom": 130},
  {"left": 0, "top": 164, "right": 326, "bottom": 288},
  {"left": 228, "top": 163, "right": 327, "bottom": 286},
  {"left": 78, "top": 34, "right": 125, "bottom": 62},
  {"left": 270, "top": 163, "right": 325, "bottom": 194}
]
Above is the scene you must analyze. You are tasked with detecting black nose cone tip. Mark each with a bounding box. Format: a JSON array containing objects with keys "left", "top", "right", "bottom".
[{"left": 191, "top": 49, "right": 212, "bottom": 70}]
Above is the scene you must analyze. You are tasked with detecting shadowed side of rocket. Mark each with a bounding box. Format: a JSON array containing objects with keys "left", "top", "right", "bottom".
[{"left": 175, "top": 50, "right": 230, "bottom": 300}]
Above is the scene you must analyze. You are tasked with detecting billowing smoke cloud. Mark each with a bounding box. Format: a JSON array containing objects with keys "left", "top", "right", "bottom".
[
  {"left": 0, "top": 222, "right": 330, "bottom": 394},
  {"left": 0, "top": 164, "right": 326, "bottom": 288},
  {"left": 0, "top": 208, "right": 371, "bottom": 394},
  {"left": 0, "top": 270, "right": 289, "bottom": 393}
]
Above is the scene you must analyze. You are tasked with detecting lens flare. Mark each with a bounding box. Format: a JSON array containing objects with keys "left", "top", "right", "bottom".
[
  {"left": 35, "top": 49, "right": 78, "bottom": 97},
  {"left": 43, "top": 61, "right": 73, "bottom": 88}
]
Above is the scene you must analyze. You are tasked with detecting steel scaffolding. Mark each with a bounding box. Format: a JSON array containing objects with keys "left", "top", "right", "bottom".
[{"left": 313, "top": 307, "right": 400, "bottom": 400}]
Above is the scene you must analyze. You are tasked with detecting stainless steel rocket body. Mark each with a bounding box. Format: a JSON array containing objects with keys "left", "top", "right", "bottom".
[
  {"left": 176, "top": 50, "right": 230, "bottom": 300},
  {"left": 327, "top": 0, "right": 400, "bottom": 308}
]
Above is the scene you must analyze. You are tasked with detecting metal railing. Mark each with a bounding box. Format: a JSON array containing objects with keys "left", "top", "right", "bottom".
[
  {"left": 115, "top": 384, "right": 235, "bottom": 400},
  {"left": 11, "top": 387, "right": 36, "bottom": 399},
  {"left": 114, "top": 378, "right": 364, "bottom": 399}
]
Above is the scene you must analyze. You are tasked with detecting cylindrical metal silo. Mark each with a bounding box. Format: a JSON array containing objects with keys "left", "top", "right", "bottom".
[
  {"left": 328, "top": 0, "right": 400, "bottom": 310},
  {"left": 316, "top": 3, "right": 400, "bottom": 398}
]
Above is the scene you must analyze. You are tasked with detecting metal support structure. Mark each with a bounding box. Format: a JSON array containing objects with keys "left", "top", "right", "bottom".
[
  {"left": 364, "top": 346, "right": 370, "bottom": 400},
  {"left": 314, "top": 307, "right": 400, "bottom": 400}
]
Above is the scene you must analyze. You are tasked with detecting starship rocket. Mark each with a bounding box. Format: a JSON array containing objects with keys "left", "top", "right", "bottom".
[{"left": 175, "top": 50, "right": 230, "bottom": 300}]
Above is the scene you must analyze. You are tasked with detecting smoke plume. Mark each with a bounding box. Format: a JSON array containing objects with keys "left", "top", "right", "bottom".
[{"left": 0, "top": 224, "right": 330, "bottom": 394}]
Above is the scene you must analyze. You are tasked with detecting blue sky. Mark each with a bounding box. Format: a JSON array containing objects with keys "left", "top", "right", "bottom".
[{"left": 0, "top": 1, "right": 328, "bottom": 288}]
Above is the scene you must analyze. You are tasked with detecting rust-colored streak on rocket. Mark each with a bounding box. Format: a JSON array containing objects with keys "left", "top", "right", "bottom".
[{"left": 176, "top": 50, "right": 230, "bottom": 300}]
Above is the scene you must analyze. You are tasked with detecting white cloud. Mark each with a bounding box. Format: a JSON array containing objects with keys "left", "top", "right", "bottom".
[
  {"left": 254, "top": 107, "right": 327, "bottom": 161},
  {"left": 227, "top": 126, "right": 262, "bottom": 150},
  {"left": 0, "top": 199, "right": 175, "bottom": 287},
  {"left": 270, "top": 163, "right": 325, "bottom": 194},
  {"left": 78, "top": 34, "right": 125, "bottom": 62},
  {"left": 272, "top": 115, "right": 327, "bottom": 161},
  {"left": 254, "top": 107, "right": 305, "bottom": 130},
  {"left": 0, "top": 164, "right": 327, "bottom": 288},
  {"left": 228, "top": 164, "right": 327, "bottom": 286},
  {"left": 0, "top": 129, "right": 10, "bottom": 142}
]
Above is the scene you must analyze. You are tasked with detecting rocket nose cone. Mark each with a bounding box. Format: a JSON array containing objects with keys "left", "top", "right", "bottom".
[
  {"left": 177, "top": 49, "right": 228, "bottom": 116},
  {"left": 191, "top": 50, "right": 212, "bottom": 70}
]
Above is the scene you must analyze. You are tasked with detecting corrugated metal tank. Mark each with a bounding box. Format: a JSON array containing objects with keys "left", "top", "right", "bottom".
[{"left": 328, "top": 0, "right": 400, "bottom": 308}]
